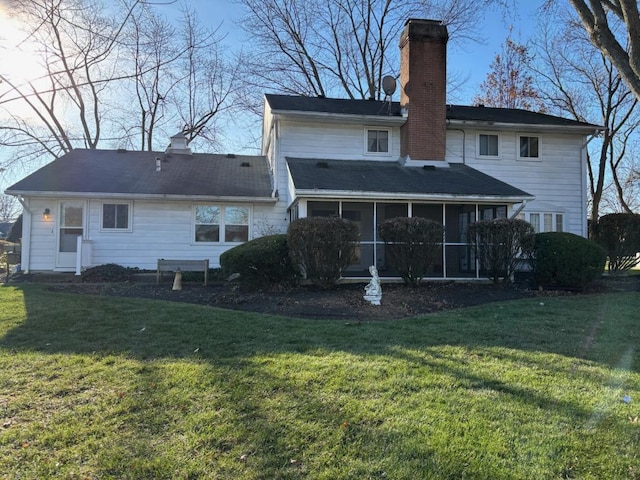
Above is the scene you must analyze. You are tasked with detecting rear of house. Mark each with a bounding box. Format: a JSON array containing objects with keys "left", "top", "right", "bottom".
[{"left": 4, "top": 19, "right": 601, "bottom": 279}]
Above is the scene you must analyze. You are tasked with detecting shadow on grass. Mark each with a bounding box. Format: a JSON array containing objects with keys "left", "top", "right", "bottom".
[
  {"left": 1, "top": 284, "right": 639, "bottom": 478},
  {"left": 2, "top": 284, "right": 639, "bottom": 368}
]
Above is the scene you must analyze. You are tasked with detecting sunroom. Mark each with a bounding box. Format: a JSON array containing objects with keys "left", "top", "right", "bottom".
[{"left": 286, "top": 158, "right": 534, "bottom": 280}]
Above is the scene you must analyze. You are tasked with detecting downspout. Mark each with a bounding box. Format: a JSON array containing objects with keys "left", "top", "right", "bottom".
[
  {"left": 15, "top": 195, "right": 32, "bottom": 273},
  {"left": 446, "top": 123, "right": 466, "bottom": 164},
  {"left": 271, "top": 115, "right": 279, "bottom": 199},
  {"left": 510, "top": 199, "right": 530, "bottom": 219}
]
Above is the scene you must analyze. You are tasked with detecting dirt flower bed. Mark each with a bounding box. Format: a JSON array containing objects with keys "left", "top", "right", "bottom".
[{"left": 39, "top": 277, "right": 637, "bottom": 321}]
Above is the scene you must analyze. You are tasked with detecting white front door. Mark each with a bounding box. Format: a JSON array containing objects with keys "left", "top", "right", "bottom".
[{"left": 55, "top": 202, "right": 85, "bottom": 270}]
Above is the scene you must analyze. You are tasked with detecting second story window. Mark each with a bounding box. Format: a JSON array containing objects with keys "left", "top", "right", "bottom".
[
  {"left": 518, "top": 135, "right": 540, "bottom": 159},
  {"left": 478, "top": 133, "right": 500, "bottom": 158},
  {"left": 366, "top": 128, "right": 389, "bottom": 153}
]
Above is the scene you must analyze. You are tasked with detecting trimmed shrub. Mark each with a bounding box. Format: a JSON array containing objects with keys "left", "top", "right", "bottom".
[
  {"left": 81, "top": 263, "right": 137, "bottom": 282},
  {"left": 219, "top": 234, "right": 298, "bottom": 287},
  {"left": 593, "top": 213, "right": 640, "bottom": 273},
  {"left": 467, "top": 218, "right": 534, "bottom": 285},
  {"left": 287, "top": 217, "right": 359, "bottom": 289},
  {"left": 378, "top": 217, "right": 444, "bottom": 286},
  {"left": 531, "top": 232, "right": 606, "bottom": 289}
]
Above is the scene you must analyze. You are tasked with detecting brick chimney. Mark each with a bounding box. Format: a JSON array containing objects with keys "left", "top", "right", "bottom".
[{"left": 399, "top": 19, "right": 448, "bottom": 162}]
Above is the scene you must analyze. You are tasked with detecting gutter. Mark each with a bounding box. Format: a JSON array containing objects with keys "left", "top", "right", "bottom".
[
  {"left": 446, "top": 119, "right": 601, "bottom": 135},
  {"left": 294, "top": 189, "right": 534, "bottom": 203},
  {"left": 14, "top": 195, "right": 32, "bottom": 214},
  {"left": 4, "top": 191, "right": 278, "bottom": 203},
  {"left": 269, "top": 109, "right": 406, "bottom": 126}
]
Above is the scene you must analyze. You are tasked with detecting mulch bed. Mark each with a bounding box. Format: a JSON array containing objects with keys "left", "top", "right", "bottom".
[{"left": 39, "top": 275, "right": 640, "bottom": 321}]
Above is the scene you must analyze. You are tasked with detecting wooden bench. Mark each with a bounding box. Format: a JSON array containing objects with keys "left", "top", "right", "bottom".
[{"left": 157, "top": 259, "right": 209, "bottom": 286}]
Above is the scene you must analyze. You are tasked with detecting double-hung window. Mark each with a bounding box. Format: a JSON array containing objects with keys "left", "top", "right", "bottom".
[
  {"left": 477, "top": 133, "right": 500, "bottom": 158},
  {"left": 194, "top": 205, "right": 249, "bottom": 243},
  {"left": 366, "top": 128, "right": 390, "bottom": 154},
  {"left": 518, "top": 135, "right": 540, "bottom": 160},
  {"left": 101, "top": 202, "right": 131, "bottom": 231}
]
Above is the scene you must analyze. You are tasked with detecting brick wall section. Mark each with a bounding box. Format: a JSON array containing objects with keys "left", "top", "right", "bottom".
[{"left": 399, "top": 19, "right": 449, "bottom": 161}]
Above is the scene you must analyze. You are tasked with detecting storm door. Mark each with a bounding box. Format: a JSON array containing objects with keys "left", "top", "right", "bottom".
[{"left": 56, "top": 202, "right": 85, "bottom": 270}]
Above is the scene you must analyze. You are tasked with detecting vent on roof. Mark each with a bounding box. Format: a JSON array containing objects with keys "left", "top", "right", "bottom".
[
  {"left": 117, "top": 148, "right": 127, "bottom": 153},
  {"left": 241, "top": 162, "right": 251, "bottom": 167},
  {"left": 422, "top": 165, "right": 436, "bottom": 171},
  {"left": 227, "top": 153, "right": 236, "bottom": 158},
  {"left": 316, "top": 161, "right": 329, "bottom": 169}
]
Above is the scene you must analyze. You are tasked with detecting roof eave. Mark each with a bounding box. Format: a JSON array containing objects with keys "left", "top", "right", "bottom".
[
  {"left": 446, "top": 119, "right": 603, "bottom": 134},
  {"left": 5, "top": 190, "right": 278, "bottom": 203}
]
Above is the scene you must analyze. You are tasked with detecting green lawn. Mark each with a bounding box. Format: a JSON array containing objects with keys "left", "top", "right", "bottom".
[{"left": 0, "top": 285, "right": 639, "bottom": 479}]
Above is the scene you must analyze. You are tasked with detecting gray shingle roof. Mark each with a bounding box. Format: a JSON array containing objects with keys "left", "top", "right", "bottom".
[
  {"left": 266, "top": 94, "right": 601, "bottom": 128},
  {"left": 266, "top": 94, "right": 401, "bottom": 116},
  {"left": 446, "top": 105, "right": 599, "bottom": 128},
  {"left": 286, "top": 158, "right": 532, "bottom": 199},
  {"left": 6, "top": 149, "right": 274, "bottom": 198}
]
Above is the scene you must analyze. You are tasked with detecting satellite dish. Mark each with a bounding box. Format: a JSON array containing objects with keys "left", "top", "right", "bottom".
[{"left": 382, "top": 75, "right": 397, "bottom": 96}]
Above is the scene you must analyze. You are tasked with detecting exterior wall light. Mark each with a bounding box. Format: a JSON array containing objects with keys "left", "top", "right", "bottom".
[{"left": 43, "top": 208, "right": 51, "bottom": 220}]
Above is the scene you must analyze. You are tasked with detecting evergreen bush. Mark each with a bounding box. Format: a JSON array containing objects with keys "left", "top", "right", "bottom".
[
  {"left": 593, "top": 213, "right": 640, "bottom": 273},
  {"left": 531, "top": 232, "right": 606, "bottom": 289},
  {"left": 287, "top": 217, "right": 359, "bottom": 289},
  {"left": 467, "top": 218, "right": 534, "bottom": 284},
  {"left": 220, "top": 234, "right": 298, "bottom": 287},
  {"left": 378, "top": 217, "right": 444, "bottom": 286}
]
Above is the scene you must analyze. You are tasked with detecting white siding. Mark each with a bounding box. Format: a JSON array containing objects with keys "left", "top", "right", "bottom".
[
  {"left": 23, "top": 197, "right": 288, "bottom": 271},
  {"left": 446, "top": 129, "right": 587, "bottom": 236},
  {"left": 278, "top": 120, "right": 401, "bottom": 161}
]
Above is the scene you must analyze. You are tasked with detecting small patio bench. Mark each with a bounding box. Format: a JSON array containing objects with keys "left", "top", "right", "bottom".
[{"left": 157, "top": 259, "right": 209, "bottom": 286}]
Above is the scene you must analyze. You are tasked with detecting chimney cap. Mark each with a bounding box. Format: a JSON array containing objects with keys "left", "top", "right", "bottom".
[{"left": 400, "top": 18, "right": 449, "bottom": 45}]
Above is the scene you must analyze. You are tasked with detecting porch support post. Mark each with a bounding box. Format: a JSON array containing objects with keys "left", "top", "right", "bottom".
[{"left": 75, "top": 235, "right": 82, "bottom": 276}]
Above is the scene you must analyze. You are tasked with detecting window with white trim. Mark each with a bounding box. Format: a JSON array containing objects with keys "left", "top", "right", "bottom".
[
  {"left": 365, "top": 128, "right": 390, "bottom": 153},
  {"left": 101, "top": 202, "right": 131, "bottom": 231},
  {"left": 518, "top": 135, "right": 540, "bottom": 160},
  {"left": 477, "top": 133, "right": 500, "bottom": 158},
  {"left": 518, "top": 211, "right": 563, "bottom": 233},
  {"left": 194, "top": 205, "right": 250, "bottom": 243}
]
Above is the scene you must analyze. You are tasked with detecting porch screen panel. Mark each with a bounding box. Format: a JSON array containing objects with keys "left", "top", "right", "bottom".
[
  {"left": 412, "top": 204, "right": 443, "bottom": 223},
  {"left": 342, "top": 202, "right": 374, "bottom": 276},
  {"left": 308, "top": 201, "right": 339, "bottom": 217},
  {"left": 445, "top": 204, "right": 477, "bottom": 277},
  {"left": 412, "top": 203, "right": 444, "bottom": 277},
  {"left": 375, "top": 203, "right": 408, "bottom": 275}
]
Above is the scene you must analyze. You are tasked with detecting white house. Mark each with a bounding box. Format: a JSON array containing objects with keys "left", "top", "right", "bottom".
[{"left": 5, "top": 19, "right": 602, "bottom": 279}]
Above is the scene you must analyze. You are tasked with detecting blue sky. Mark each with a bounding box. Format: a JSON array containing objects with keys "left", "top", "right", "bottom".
[
  {"left": 157, "top": 0, "right": 544, "bottom": 104},
  {"left": 0, "top": 0, "right": 544, "bottom": 191},
  {"left": 152, "top": 0, "right": 545, "bottom": 154}
]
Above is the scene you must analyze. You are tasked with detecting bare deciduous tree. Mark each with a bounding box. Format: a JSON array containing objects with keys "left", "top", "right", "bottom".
[
  {"left": 474, "top": 31, "right": 546, "bottom": 111},
  {"left": 237, "top": 0, "right": 498, "bottom": 103},
  {"left": 0, "top": 194, "right": 19, "bottom": 223},
  {"left": 0, "top": 0, "right": 237, "bottom": 174},
  {"left": 563, "top": 1, "right": 640, "bottom": 104},
  {"left": 0, "top": 0, "right": 141, "bottom": 162},
  {"left": 533, "top": 19, "right": 639, "bottom": 224}
]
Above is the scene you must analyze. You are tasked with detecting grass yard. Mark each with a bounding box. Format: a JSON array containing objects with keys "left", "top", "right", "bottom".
[{"left": 0, "top": 285, "right": 639, "bottom": 479}]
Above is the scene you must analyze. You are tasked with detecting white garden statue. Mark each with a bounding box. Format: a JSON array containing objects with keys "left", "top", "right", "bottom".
[{"left": 363, "top": 265, "right": 382, "bottom": 306}]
